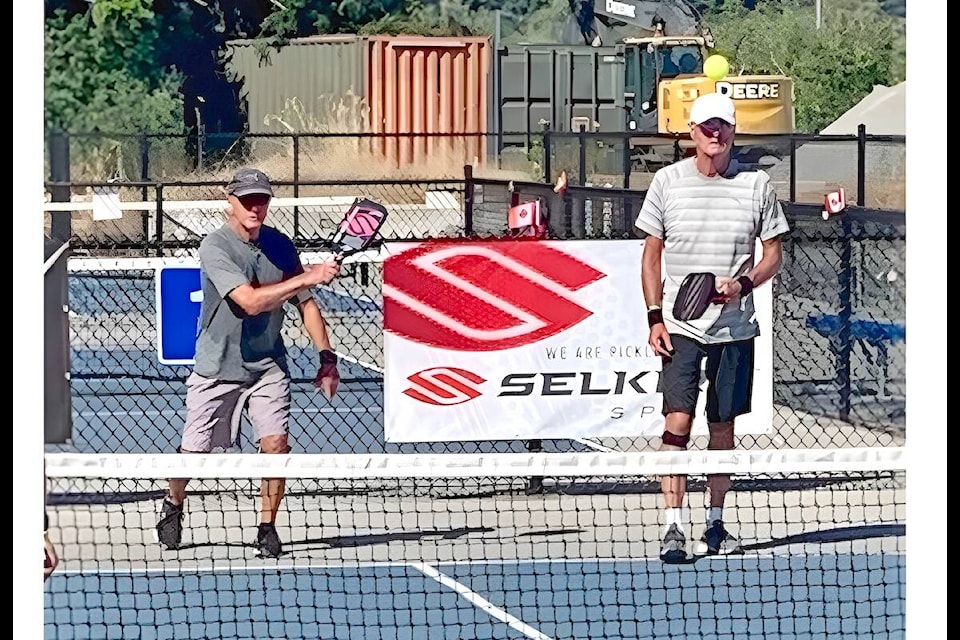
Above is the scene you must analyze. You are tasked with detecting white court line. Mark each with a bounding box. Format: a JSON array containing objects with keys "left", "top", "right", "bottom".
[
  {"left": 409, "top": 562, "right": 554, "bottom": 640},
  {"left": 49, "top": 544, "right": 907, "bottom": 578},
  {"left": 51, "top": 556, "right": 664, "bottom": 576}
]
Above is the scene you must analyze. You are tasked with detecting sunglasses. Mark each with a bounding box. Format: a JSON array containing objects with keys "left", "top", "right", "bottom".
[{"left": 697, "top": 118, "right": 734, "bottom": 138}]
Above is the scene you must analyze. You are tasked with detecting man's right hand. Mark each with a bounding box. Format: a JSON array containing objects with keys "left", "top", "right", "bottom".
[
  {"left": 302, "top": 260, "right": 341, "bottom": 286},
  {"left": 648, "top": 323, "right": 675, "bottom": 358}
]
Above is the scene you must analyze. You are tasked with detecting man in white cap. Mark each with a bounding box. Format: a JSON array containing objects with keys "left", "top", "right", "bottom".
[
  {"left": 635, "top": 93, "right": 790, "bottom": 562},
  {"left": 157, "top": 167, "right": 344, "bottom": 558}
]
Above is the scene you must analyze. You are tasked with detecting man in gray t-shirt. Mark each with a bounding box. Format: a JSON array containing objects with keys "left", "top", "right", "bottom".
[
  {"left": 157, "top": 167, "right": 343, "bottom": 558},
  {"left": 634, "top": 93, "right": 790, "bottom": 564}
]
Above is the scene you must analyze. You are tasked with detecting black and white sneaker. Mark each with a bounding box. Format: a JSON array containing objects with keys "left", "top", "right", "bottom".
[
  {"left": 156, "top": 498, "right": 184, "bottom": 550},
  {"left": 255, "top": 523, "right": 283, "bottom": 558},
  {"left": 659, "top": 524, "right": 688, "bottom": 564},
  {"left": 693, "top": 520, "right": 743, "bottom": 556}
]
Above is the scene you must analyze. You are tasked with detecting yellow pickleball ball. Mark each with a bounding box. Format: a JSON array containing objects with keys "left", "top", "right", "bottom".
[{"left": 704, "top": 55, "right": 729, "bottom": 81}]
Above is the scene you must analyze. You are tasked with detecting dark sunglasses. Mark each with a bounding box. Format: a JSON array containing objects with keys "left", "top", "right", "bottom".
[
  {"left": 236, "top": 193, "right": 272, "bottom": 207},
  {"left": 697, "top": 118, "right": 733, "bottom": 138}
]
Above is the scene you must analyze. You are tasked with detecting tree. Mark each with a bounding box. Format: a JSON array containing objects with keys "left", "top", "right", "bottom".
[
  {"left": 44, "top": 2, "right": 184, "bottom": 134},
  {"left": 45, "top": 2, "right": 188, "bottom": 177},
  {"left": 702, "top": 0, "right": 902, "bottom": 132}
]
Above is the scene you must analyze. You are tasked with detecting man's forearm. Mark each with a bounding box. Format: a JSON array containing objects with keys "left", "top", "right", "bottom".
[
  {"left": 299, "top": 299, "right": 333, "bottom": 352},
  {"left": 641, "top": 241, "right": 665, "bottom": 308},
  {"left": 247, "top": 272, "right": 315, "bottom": 314},
  {"left": 745, "top": 240, "right": 784, "bottom": 288}
]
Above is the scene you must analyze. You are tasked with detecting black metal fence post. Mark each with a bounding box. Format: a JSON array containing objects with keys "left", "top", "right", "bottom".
[
  {"left": 463, "top": 164, "right": 475, "bottom": 236},
  {"left": 621, "top": 132, "right": 632, "bottom": 190},
  {"left": 857, "top": 124, "right": 866, "bottom": 206},
  {"left": 139, "top": 134, "right": 151, "bottom": 254},
  {"left": 155, "top": 184, "right": 165, "bottom": 258},
  {"left": 48, "top": 132, "right": 72, "bottom": 243},
  {"left": 789, "top": 135, "right": 797, "bottom": 203},
  {"left": 45, "top": 132, "right": 73, "bottom": 445},
  {"left": 293, "top": 133, "right": 301, "bottom": 239},
  {"left": 578, "top": 127, "right": 587, "bottom": 187},
  {"left": 838, "top": 214, "right": 853, "bottom": 422},
  {"left": 543, "top": 128, "right": 552, "bottom": 185}
]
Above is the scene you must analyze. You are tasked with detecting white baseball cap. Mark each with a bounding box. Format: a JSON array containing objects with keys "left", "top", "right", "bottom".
[{"left": 689, "top": 92, "right": 736, "bottom": 126}]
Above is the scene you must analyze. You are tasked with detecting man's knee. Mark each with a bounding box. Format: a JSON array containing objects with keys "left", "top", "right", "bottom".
[
  {"left": 259, "top": 435, "right": 290, "bottom": 454},
  {"left": 661, "top": 430, "right": 690, "bottom": 449}
]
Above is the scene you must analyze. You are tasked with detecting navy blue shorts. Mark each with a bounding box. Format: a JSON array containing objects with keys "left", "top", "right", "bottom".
[{"left": 658, "top": 335, "right": 755, "bottom": 423}]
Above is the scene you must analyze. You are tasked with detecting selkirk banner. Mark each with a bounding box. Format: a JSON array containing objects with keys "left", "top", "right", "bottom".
[{"left": 383, "top": 240, "right": 773, "bottom": 442}]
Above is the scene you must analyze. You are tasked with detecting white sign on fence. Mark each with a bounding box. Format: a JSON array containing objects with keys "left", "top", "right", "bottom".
[{"left": 383, "top": 240, "right": 774, "bottom": 442}]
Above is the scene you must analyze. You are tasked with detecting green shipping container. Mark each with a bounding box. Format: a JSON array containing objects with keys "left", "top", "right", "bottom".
[{"left": 224, "top": 35, "right": 368, "bottom": 135}]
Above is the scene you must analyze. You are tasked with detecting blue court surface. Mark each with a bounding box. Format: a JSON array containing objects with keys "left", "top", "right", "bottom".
[
  {"left": 45, "top": 552, "right": 904, "bottom": 640},
  {"left": 43, "top": 270, "right": 907, "bottom": 639}
]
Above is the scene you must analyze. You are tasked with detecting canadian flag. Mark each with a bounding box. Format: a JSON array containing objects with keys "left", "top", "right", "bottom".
[
  {"left": 824, "top": 187, "right": 846, "bottom": 214},
  {"left": 508, "top": 200, "right": 542, "bottom": 230}
]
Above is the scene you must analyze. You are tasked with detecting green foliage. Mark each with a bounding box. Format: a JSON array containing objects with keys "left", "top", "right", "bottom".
[
  {"left": 44, "top": 5, "right": 184, "bottom": 134},
  {"left": 702, "top": 0, "right": 902, "bottom": 132},
  {"left": 259, "top": 0, "right": 411, "bottom": 40},
  {"left": 497, "top": 0, "right": 576, "bottom": 43},
  {"left": 363, "top": 0, "right": 499, "bottom": 36},
  {"left": 45, "top": 3, "right": 187, "bottom": 178}
]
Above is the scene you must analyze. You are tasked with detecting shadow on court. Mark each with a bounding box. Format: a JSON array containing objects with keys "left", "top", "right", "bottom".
[{"left": 742, "top": 522, "right": 905, "bottom": 551}]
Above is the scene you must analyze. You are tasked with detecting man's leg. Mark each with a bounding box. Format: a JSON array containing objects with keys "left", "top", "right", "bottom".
[
  {"left": 694, "top": 338, "right": 753, "bottom": 556},
  {"left": 159, "top": 374, "right": 244, "bottom": 550},
  {"left": 660, "top": 412, "right": 694, "bottom": 510},
  {"left": 247, "top": 365, "right": 292, "bottom": 558},
  {"left": 258, "top": 433, "right": 289, "bottom": 525},
  {"left": 656, "top": 336, "right": 704, "bottom": 562},
  {"left": 705, "top": 420, "right": 735, "bottom": 516},
  {"left": 693, "top": 419, "right": 741, "bottom": 555},
  {"left": 164, "top": 477, "right": 191, "bottom": 506}
]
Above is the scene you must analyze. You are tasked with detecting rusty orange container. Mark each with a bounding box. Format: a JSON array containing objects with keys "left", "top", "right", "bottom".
[{"left": 367, "top": 36, "right": 491, "bottom": 169}]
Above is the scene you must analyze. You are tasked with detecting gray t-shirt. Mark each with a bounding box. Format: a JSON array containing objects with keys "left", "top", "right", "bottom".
[
  {"left": 635, "top": 157, "right": 790, "bottom": 344},
  {"left": 193, "top": 224, "right": 312, "bottom": 381}
]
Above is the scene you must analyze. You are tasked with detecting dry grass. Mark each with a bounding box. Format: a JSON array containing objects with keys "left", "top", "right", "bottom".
[{"left": 251, "top": 92, "right": 535, "bottom": 185}]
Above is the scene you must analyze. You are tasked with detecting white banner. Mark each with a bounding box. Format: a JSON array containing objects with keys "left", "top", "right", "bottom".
[{"left": 383, "top": 240, "right": 773, "bottom": 442}]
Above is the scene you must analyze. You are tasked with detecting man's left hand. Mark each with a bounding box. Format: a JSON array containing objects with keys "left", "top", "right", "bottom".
[
  {"left": 713, "top": 277, "right": 740, "bottom": 303},
  {"left": 315, "top": 350, "right": 340, "bottom": 400}
]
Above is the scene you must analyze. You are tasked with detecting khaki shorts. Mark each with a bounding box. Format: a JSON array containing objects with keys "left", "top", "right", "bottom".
[{"left": 180, "top": 364, "right": 291, "bottom": 453}]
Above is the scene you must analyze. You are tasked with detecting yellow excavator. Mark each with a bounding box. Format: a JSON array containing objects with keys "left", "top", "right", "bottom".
[{"left": 496, "top": 0, "right": 795, "bottom": 168}]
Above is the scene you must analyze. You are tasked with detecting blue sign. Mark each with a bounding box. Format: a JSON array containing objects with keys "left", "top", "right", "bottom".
[{"left": 155, "top": 264, "right": 203, "bottom": 365}]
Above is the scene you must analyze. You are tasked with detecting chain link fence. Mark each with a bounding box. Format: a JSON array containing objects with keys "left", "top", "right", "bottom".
[{"left": 44, "top": 171, "right": 904, "bottom": 457}]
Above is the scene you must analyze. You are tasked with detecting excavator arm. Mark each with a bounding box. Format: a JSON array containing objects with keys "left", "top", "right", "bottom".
[{"left": 573, "top": 0, "right": 706, "bottom": 46}]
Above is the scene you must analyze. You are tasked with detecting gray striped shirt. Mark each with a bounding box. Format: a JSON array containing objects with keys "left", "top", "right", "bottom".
[{"left": 635, "top": 157, "right": 789, "bottom": 343}]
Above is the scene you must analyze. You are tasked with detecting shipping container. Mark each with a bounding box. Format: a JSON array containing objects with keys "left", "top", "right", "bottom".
[
  {"left": 496, "top": 44, "right": 633, "bottom": 146},
  {"left": 366, "top": 36, "right": 491, "bottom": 169},
  {"left": 224, "top": 35, "right": 367, "bottom": 135},
  {"left": 494, "top": 39, "right": 796, "bottom": 173}
]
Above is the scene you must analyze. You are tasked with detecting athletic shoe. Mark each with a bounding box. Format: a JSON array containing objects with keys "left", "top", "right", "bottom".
[
  {"left": 693, "top": 520, "right": 743, "bottom": 556},
  {"left": 156, "top": 498, "right": 184, "bottom": 550},
  {"left": 255, "top": 523, "right": 283, "bottom": 558},
  {"left": 659, "top": 523, "right": 687, "bottom": 563}
]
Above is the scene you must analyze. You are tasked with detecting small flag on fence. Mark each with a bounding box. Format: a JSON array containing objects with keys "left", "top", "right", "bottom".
[{"left": 822, "top": 187, "right": 846, "bottom": 220}]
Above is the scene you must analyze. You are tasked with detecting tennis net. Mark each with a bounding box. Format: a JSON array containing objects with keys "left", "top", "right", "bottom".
[{"left": 44, "top": 448, "right": 905, "bottom": 640}]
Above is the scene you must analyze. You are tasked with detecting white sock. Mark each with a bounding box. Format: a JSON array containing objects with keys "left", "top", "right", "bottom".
[
  {"left": 665, "top": 508, "right": 685, "bottom": 532},
  {"left": 706, "top": 507, "right": 723, "bottom": 526}
]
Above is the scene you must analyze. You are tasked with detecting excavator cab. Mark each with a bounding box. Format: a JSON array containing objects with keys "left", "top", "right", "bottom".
[{"left": 623, "top": 36, "right": 708, "bottom": 131}]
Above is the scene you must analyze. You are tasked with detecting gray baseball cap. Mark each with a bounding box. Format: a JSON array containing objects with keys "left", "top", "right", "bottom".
[{"left": 225, "top": 167, "right": 274, "bottom": 197}]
